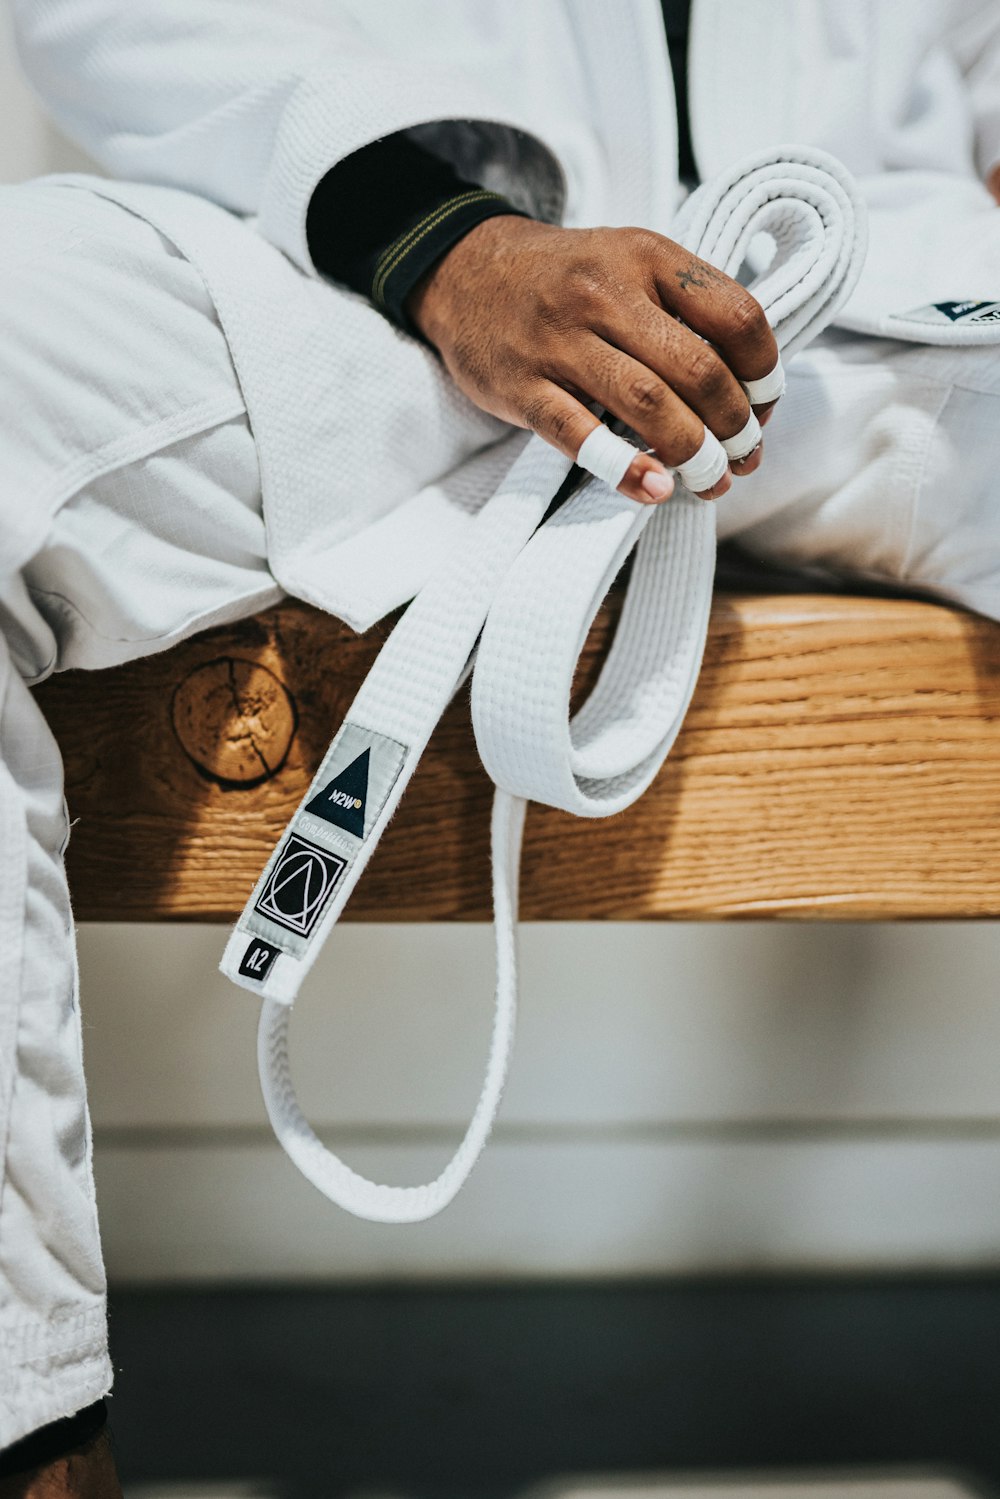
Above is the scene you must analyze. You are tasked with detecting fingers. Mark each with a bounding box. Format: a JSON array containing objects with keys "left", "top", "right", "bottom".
[
  {"left": 521, "top": 384, "right": 675, "bottom": 504},
  {"left": 590, "top": 298, "right": 765, "bottom": 474},
  {"left": 406, "top": 217, "right": 785, "bottom": 513},
  {"left": 646, "top": 238, "right": 781, "bottom": 400},
  {"left": 441, "top": 223, "right": 786, "bottom": 505},
  {"left": 565, "top": 336, "right": 741, "bottom": 499}
]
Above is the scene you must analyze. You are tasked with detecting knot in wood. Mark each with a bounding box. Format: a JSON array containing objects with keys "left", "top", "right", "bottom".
[{"left": 171, "top": 657, "right": 296, "bottom": 787}]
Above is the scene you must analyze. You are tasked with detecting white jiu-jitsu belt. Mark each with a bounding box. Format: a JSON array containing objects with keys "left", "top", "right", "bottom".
[{"left": 220, "top": 146, "right": 868, "bottom": 1223}]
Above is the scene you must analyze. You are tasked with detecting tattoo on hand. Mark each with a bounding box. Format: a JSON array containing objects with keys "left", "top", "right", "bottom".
[{"left": 676, "top": 259, "right": 725, "bottom": 292}]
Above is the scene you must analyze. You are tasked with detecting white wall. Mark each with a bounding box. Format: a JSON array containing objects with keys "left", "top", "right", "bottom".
[
  {"left": 80, "top": 920, "right": 1000, "bottom": 1282},
  {"left": 0, "top": 12, "right": 95, "bottom": 180},
  {"left": 6, "top": 10, "right": 1000, "bottom": 1282}
]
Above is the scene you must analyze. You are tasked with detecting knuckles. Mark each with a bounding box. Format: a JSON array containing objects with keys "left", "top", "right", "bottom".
[
  {"left": 566, "top": 255, "right": 615, "bottom": 308},
  {"left": 723, "top": 290, "right": 769, "bottom": 346},
  {"left": 546, "top": 403, "right": 580, "bottom": 449},
  {"left": 531, "top": 284, "right": 575, "bottom": 333},
  {"left": 428, "top": 218, "right": 778, "bottom": 478},
  {"left": 685, "top": 344, "right": 728, "bottom": 398},
  {"left": 625, "top": 374, "right": 667, "bottom": 419},
  {"left": 616, "top": 225, "right": 662, "bottom": 261},
  {"left": 521, "top": 393, "right": 552, "bottom": 435},
  {"left": 523, "top": 392, "right": 575, "bottom": 449}
]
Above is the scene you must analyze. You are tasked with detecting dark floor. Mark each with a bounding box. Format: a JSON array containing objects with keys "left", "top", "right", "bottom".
[{"left": 105, "top": 1277, "right": 1000, "bottom": 1499}]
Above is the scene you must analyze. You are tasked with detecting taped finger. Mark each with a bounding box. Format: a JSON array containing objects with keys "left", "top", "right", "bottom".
[
  {"left": 674, "top": 429, "right": 729, "bottom": 493},
  {"left": 742, "top": 355, "right": 785, "bottom": 405},
  {"left": 721, "top": 411, "right": 763, "bottom": 463},
  {"left": 576, "top": 423, "right": 641, "bottom": 490}
]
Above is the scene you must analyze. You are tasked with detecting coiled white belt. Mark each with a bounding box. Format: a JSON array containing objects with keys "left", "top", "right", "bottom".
[{"left": 221, "top": 146, "right": 868, "bottom": 1223}]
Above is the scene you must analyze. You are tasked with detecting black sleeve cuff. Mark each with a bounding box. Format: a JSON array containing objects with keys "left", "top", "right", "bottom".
[
  {"left": 0, "top": 1400, "right": 108, "bottom": 1478},
  {"left": 306, "top": 132, "right": 529, "bottom": 334}
]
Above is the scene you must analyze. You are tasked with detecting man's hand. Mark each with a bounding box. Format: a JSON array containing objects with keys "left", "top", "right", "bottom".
[
  {"left": 407, "top": 215, "right": 780, "bottom": 504},
  {"left": 0, "top": 1428, "right": 122, "bottom": 1499}
]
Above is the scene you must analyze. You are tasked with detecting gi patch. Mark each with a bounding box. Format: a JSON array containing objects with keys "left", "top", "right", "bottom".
[
  {"left": 891, "top": 299, "right": 1000, "bottom": 328},
  {"left": 238, "top": 936, "right": 281, "bottom": 981},
  {"left": 254, "top": 834, "right": 347, "bottom": 938}
]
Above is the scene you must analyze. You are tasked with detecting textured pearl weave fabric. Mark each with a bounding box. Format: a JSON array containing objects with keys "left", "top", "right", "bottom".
[{"left": 221, "top": 145, "right": 868, "bottom": 1223}]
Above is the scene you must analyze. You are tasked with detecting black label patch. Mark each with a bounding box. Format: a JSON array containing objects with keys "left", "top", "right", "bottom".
[
  {"left": 932, "top": 300, "right": 1000, "bottom": 323},
  {"left": 255, "top": 834, "right": 347, "bottom": 937},
  {"left": 893, "top": 299, "right": 1000, "bottom": 329},
  {"left": 238, "top": 937, "right": 281, "bottom": 982},
  {"left": 305, "top": 749, "right": 370, "bottom": 838}
]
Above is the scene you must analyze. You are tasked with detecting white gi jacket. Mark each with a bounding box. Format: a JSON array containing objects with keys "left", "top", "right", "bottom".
[{"left": 11, "top": 0, "right": 1000, "bottom": 629}]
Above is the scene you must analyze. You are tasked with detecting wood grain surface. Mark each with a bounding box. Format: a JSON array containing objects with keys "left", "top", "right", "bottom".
[{"left": 33, "top": 592, "right": 1000, "bottom": 921}]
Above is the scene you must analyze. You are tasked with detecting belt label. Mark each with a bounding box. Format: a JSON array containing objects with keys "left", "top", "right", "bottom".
[
  {"left": 300, "top": 722, "right": 408, "bottom": 849},
  {"left": 254, "top": 834, "right": 347, "bottom": 938},
  {"left": 240, "top": 721, "right": 409, "bottom": 959},
  {"left": 238, "top": 936, "right": 282, "bottom": 981}
]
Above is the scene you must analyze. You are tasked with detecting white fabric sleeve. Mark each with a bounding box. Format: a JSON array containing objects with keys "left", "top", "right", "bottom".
[{"left": 10, "top": 0, "right": 566, "bottom": 275}]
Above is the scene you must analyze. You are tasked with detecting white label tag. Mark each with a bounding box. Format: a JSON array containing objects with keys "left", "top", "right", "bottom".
[{"left": 241, "top": 721, "right": 408, "bottom": 958}]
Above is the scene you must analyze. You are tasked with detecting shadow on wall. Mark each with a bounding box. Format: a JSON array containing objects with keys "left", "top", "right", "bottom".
[
  {"left": 42, "top": 121, "right": 100, "bottom": 176},
  {"left": 0, "top": 8, "right": 101, "bottom": 183}
]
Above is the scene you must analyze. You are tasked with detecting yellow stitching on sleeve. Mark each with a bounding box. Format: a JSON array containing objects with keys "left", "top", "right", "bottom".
[
  {"left": 372, "top": 188, "right": 496, "bottom": 283},
  {"left": 372, "top": 190, "right": 506, "bottom": 306},
  {"left": 372, "top": 189, "right": 503, "bottom": 304}
]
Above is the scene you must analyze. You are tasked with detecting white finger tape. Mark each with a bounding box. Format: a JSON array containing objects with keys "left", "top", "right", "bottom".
[
  {"left": 722, "top": 411, "right": 762, "bottom": 462},
  {"left": 576, "top": 424, "right": 638, "bottom": 490},
  {"left": 674, "top": 429, "right": 729, "bottom": 493},
  {"left": 742, "top": 357, "right": 785, "bottom": 405}
]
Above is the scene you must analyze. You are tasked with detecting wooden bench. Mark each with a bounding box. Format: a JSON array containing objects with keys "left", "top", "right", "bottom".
[{"left": 34, "top": 583, "right": 1000, "bottom": 923}]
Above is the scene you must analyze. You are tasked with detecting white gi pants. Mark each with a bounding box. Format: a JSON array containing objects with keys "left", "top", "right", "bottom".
[
  {"left": 1, "top": 177, "right": 998, "bottom": 1452},
  {"left": 0, "top": 181, "right": 280, "bottom": 1450}
]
